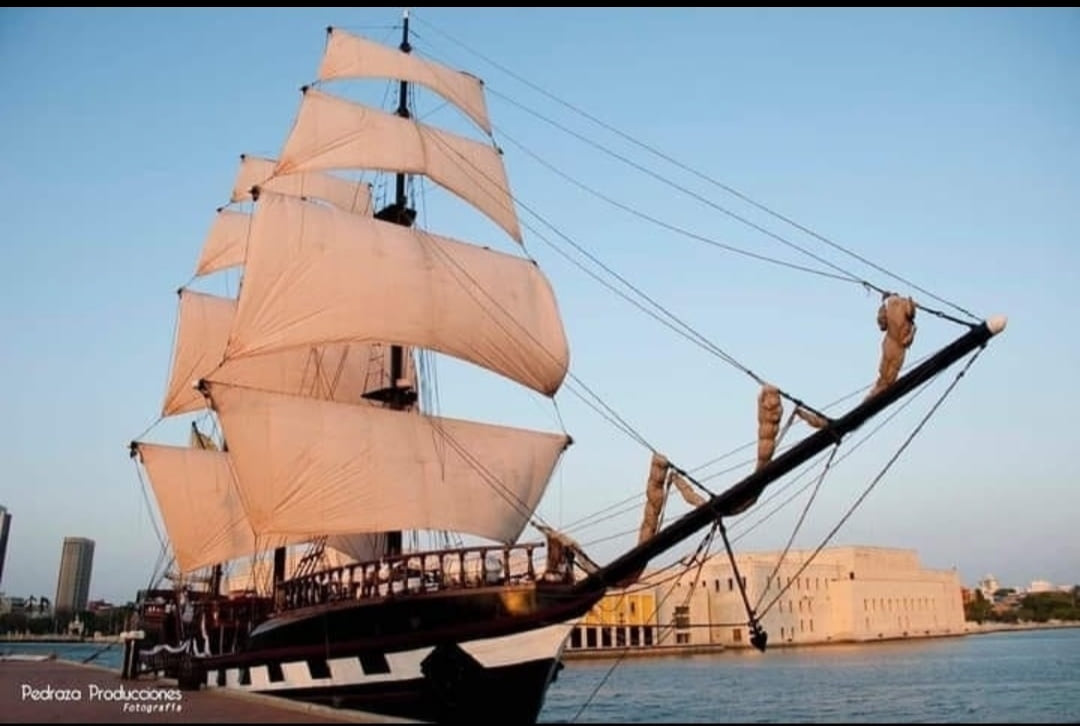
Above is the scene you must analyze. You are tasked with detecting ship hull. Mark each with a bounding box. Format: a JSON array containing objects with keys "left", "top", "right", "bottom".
[{"left": 202, "top": 622, "right": 573, "bottom": 723}]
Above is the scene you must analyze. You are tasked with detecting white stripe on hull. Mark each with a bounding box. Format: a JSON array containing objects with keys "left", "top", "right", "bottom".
[{"left": 204, "top": 622, "right": 573, "bottom": 693}]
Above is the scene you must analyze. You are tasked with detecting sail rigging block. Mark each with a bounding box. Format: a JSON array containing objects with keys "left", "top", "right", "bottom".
[
  {"left": 230, "top": 154, "right": 373, "bottom": 216},
  {"left": 868, "top": 293, "right": 917, "bottom": 399},
  {"left": 319, "top": 28, "right": 493, "bottom": 135},
  {"left": 275, "top": 88, "right": 522, "bottom": 243},
  {"left": 224, "top": 192, "right": 568, "bottom": 397},
  {"left": 133, "top": 442, "right": 308, "bottom": 574},
  {"left": 162, "top": 289, "right": 408, "bottom": 417},
  {"left": 203, "top": 382, "right": 571, "bottom": 544},
  {"left": 194, "top": 209, "right": 250, "bottom": 277}
]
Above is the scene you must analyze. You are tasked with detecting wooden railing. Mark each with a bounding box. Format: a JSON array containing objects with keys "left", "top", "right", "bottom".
[{"left": 275, "top": 542, "right": 561, "bottom": 612}]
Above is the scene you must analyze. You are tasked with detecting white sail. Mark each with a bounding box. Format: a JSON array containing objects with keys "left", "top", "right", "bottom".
[
  {"left": 133, "top": 443, "right": 308, "bottom": 574},
  {"left": 230, "top": 154, "right": 372, "bottom": 215},
  {"left": 275, "top": 87, "right": 522, "bottom": 243},
  {"left": 194, "top": 209, "right": 250, "bottom": 277},
  {"left": 325, "top": 534, "right": 391, "bottom": 564},
  {"left": 203, "top": 381, "right": 571, "bottom": 544},
  {"left": 318, "top": 27, "right": 493, "bottom": 134},
  {"left": 224, "top": 191, "right": 568, "bottom": 397},
  {"left": 162, "top": 289, "right": 413, "bottom": 417}
]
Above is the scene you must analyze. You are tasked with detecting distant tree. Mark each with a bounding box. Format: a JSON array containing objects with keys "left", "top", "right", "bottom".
[
  {"left": 964, "top": 589, "right": 994, "bottom": 623},
  {"left": 1019, "top": 591, "right": 1080, "bottom": 622}
]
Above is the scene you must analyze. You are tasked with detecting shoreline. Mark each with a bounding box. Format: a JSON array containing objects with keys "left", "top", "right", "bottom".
[{"left": 562, "top": 620, "right": 1080, "bottom": 660}]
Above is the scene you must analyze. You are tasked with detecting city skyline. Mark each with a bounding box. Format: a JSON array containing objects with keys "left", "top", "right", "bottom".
[{"left": 0, "top": 8, "right": 1076, "bottom": 603}]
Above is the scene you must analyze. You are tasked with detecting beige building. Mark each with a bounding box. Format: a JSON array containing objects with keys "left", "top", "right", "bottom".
[{"left": 567, "top": 546, "right": 965, "bottom": 654}]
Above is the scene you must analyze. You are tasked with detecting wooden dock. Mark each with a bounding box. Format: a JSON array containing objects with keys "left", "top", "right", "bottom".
[{"left": 0, "top": 658, "right": 414, "bottom": 723}]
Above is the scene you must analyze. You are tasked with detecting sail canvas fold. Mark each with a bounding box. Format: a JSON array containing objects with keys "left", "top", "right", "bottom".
[
  {"left": 223, "top": 191, "right": 568, "bottom": 397},
  {"left": 318, "top": 28, "right": 493, "bottom": 134},
  {"left": 230, "top": 154, "right": 373, "bottom": 216},
  {"left": 134, "top": 443, "right": 309, "bottom": 574},
  {"left": 162, "top": 289, "right": 411, "bottom": 417},
  {"left": 203, "top": 381, "right": 570, "bottom": 544},
  {"left": 274, "top": 88, "right": 522, "bottom": 243}
]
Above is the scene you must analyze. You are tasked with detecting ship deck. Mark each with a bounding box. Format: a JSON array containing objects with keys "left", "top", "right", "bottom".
[{"left": 0, "top": 658, "right": 420, "bottom": 723}]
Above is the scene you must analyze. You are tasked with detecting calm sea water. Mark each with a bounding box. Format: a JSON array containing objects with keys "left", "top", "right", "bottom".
[
  {"left": 540, "top": 628, "right": 1080, "bottom": 723},
  {"left": 5, "top": 629, "right": 1078, "bottom": 723}
]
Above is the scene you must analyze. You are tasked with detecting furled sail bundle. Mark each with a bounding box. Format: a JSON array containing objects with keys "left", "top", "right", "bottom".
[
  {"left": 637, "top": 453, "right": 671, "bottom": 545},
  {"left": 756, "top": 384, "right": 784, "bottom": 471},
  {"left": 868, "top": 292, "right": 917, "bottom": 399}
]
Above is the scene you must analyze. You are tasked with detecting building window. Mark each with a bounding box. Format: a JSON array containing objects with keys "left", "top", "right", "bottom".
[
  {"left": 586, "top": 628, "right": 597, "bottom": 648},
  {"left": 643, "top": 627, "right": 654, "bottom": 646},
  {"left": 728, "top": 577, "right": 734, "bottom": 591},
  {"left": 732, "top": 628, "right": 742, "bottom": 643},
  {"left": 800, "top": 619, "right": 804, "bottom": 633},
  {"left": 864, "top": 599, "right": 868, "bottom": 611},
  {"left": 714, "top": 579, "right": 720, "bottom": 593},
  {"left": 601, "top": 627, "right": 612, "bottom": 648},
  {"left": 780, "top": 626, "right": 786, "bottom": 639},
  {"left": 849, "top": 571, "right": 855, "bottom": 580},
  {"left": 629, "top": 601, "right": 636, "bottom": 615},
  {"left": 571, "top": 627, "right": 582, "bottom": 648},
  {"left": 676, "top": 633, "right": 690, "bottom": 645},
  {"left": 810, "top": 619, "right": 814, "bottom": 633},
  {"left": 674, "top": 605, "right": 690, "bottom": 629},
  {"left": 630, "top": 626, "right": 640, "bottom": 646}
]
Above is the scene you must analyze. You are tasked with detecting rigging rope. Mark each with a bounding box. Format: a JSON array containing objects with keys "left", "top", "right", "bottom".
[
  {"left": 409, "top": 15, "right": 981, "bottom": 324},
  {"left": 755, "top": 347, "right": 983, "bottom": 619},
  {"left": 753, "top": 445, "right": 839, "bottom": 614},
  {"left": 570, "top": 525, "right": 719, "bottom": 722},
  {"left": 420, "top": 115, "right": 832, "bottom": 425}
]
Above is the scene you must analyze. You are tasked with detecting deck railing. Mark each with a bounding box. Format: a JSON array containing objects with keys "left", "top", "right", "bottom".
[{"left": 275, "top": 541, "right": 562, "bottom": 612}]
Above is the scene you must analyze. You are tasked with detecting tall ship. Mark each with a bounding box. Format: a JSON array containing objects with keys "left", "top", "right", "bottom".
[{"left": 126, "top": 10, "right": 1008, "bottom": 724}]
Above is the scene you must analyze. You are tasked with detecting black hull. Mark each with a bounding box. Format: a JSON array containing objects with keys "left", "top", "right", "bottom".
[
  {"left": 141, "top": 586, "right": 598, "bottom": 724},
  {"left": 256, "top": 654, "right": 563, "bottom": 724}
]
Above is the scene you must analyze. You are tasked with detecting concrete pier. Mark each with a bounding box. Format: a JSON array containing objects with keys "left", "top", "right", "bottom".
[{"left": 1, "top": 659, "right": 415, "bottom": 723}]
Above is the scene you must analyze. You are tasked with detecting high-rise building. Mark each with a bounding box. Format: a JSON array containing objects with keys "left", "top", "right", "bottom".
[
  {"left": 0, "top": 506, "right": 11, "bottom": 589},
  {"left": 54, "top": 537, "right": 95, "bottom": 613}
]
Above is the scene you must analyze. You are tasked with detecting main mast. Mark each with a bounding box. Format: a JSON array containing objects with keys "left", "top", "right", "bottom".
[{"left": 364, "top": 7, "right": 419, "bottom": 558}]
